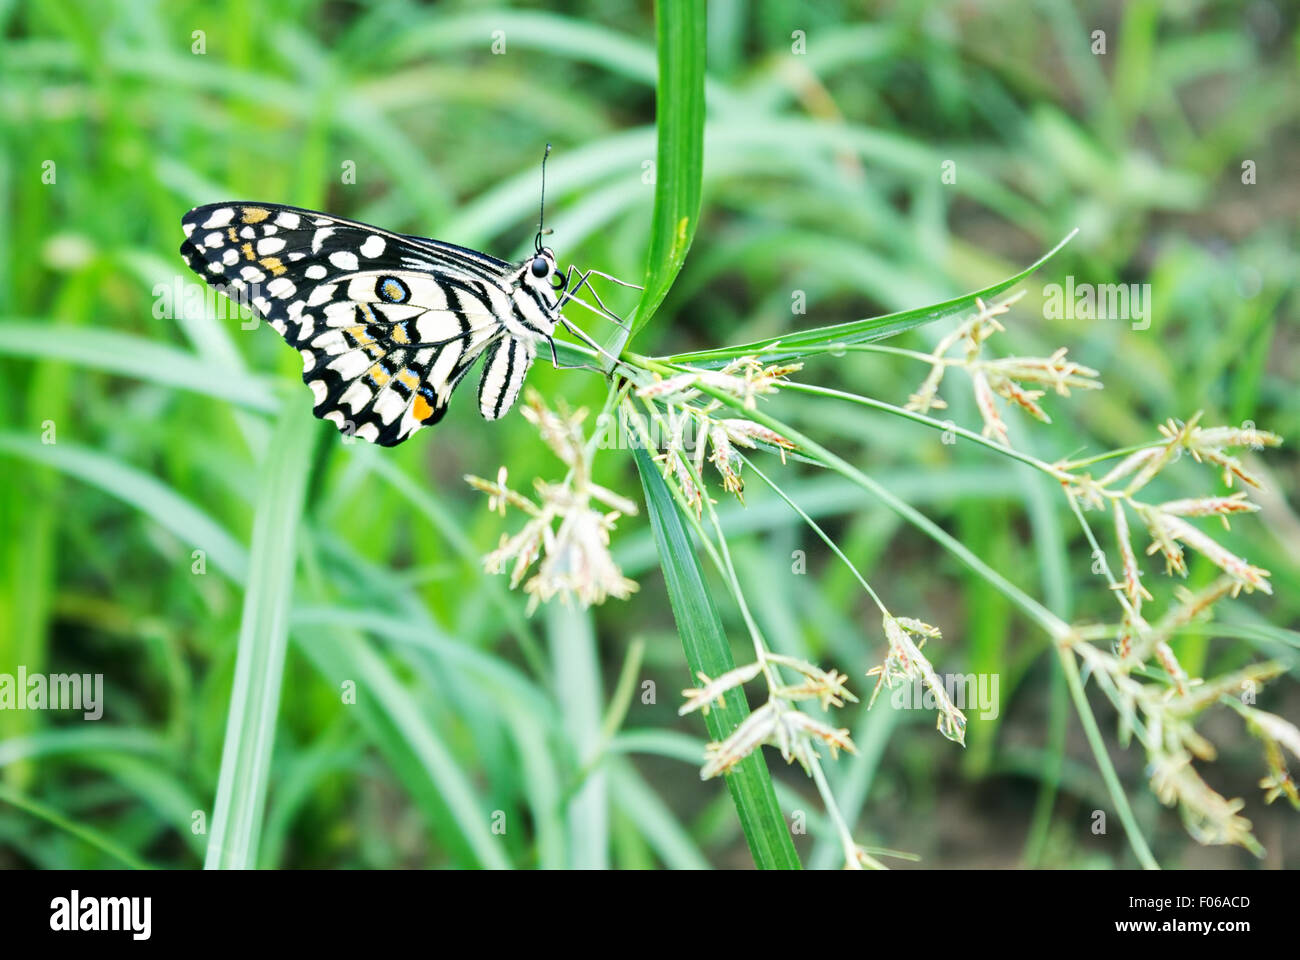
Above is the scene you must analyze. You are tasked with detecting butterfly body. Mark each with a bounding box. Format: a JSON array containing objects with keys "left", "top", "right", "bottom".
[{"left": 179, "top": 202, "right": 562, "bottom": 446}]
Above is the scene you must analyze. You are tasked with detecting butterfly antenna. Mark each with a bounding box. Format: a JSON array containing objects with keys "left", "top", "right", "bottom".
[{"left": 535, "top": 143, "right": 552, "bottom": 254}]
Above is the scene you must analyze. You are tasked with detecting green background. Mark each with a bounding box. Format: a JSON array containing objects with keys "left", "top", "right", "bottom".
[{"left": 1, "top": 0, "right": 1297, "bottom": 868}]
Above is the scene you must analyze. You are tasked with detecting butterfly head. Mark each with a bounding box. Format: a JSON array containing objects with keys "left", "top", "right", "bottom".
[{"left": 526, "top": 245, "right": 565, "bottom": 293}]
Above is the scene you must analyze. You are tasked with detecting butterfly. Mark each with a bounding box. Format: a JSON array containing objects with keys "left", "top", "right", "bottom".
[{"left": 178, "top": 152, "right": 625, "bottom": 446}]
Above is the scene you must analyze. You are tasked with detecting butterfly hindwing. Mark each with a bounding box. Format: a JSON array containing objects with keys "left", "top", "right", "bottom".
[
  {"left": 478, "top": 336, "right": 536, "bottom": 422},
  {"left": 180, "top": 202, "right": 528, "bottom": 446}
]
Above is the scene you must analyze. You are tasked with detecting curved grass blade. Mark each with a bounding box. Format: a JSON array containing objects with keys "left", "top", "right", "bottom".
[
  {"left": 0, "top": 322, "right": 279, "bottom": 412},
  {"left": 0, "top": 783, "right": 153, "bottom": 870},
  {"left": 290, "top": 618, "right": 511, "bottom": 869},
  {"left": 668, "top": 229, "right": 1079, "bottom": 368},
  {"left": 633, "top": 445, "right": 800, "bottom": 869},
  {"left": 609, "top": 760, "right": 710, "bottom": 869},
  {"left": 0, "top": 433, "right": 249, "bottom": 582}
]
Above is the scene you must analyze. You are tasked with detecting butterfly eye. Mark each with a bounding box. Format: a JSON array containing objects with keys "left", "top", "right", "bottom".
[{"left": 530, "top": 256, "right": 550, "bottom": 278}]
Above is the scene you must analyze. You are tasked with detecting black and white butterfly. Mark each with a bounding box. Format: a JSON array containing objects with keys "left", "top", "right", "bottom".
[{"left": 179, "top": 157, "right": 626, "bottom": 446}]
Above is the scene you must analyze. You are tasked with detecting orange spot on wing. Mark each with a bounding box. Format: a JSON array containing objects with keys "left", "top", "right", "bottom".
[
  {"left": 344, "top": 324, "right": 372, "bottom": 347},
  {"left": 413, "top": 393, "right": 434, "bottom": 422}
]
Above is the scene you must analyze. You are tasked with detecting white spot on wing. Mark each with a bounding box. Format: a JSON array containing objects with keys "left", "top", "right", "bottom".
[
  {"left": 306, "top": 284, "right": 337, "bottom": 307},
  {"left": 201, "top": 208, "right": 235, "bottom": 229},
  {"left": 329, "top": 250, "right": 359, "bottom": 271},
  {"left": 308, "top": 378, "right": 328, "bottom": 404},
  {"left": 328, "top": 350, "right": 372, "bottom": 380},
  {"left": 359, "top": 235, "right": 386, "bottom": 258},
  {"left": 339, "top": 380, "right": 372, "bottom": 412},
  {"left": 311, "top": 330, "right": 346, "bottom": 354},
  {"left": 427, "top": 342, "right": 463, "bottom": 398},
  {"left": 324, "top": 301, "right": 357, "bottom": 325},
  {"left": 416, "top": 313, "right": 465, "bottom": 344},
  {"left": 373, "top": 388, "right": 406, "bottom": 424}
]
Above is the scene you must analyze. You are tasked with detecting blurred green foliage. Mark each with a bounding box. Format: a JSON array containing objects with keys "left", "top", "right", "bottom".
[{"left": 0, "top": 0, "right": 1296, "bottom": 868}]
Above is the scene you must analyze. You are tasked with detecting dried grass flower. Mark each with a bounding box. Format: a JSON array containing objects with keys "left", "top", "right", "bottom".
[{"left": 466, "top": 390, "right": 638, "bottom": 612}]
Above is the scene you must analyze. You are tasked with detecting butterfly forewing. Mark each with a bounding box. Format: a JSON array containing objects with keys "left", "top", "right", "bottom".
[{"left": 179, "top": 202, "right": 554, "bottom": 446}]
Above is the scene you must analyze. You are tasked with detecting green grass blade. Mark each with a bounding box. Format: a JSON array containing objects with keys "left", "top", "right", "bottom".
[
  {"left": 667, "top": 229, "right": 1079, "bottom": 368},
  {"left": 618, "top": 0, "right": 706, "bottom": 349},
  {"left": 291, "top": 621, "right": 511, "bottom": 869},
  {"left": 204, "top": 406, "right": 319, "bottom": 869},
  {"left": 0, "top": 322, "right": 280, "bottom": 412},
  {"left": 632, "top": 445, "right": 800, "bottom": 869},
  {"left": 0, "top": 783, "right": 153, "bottom": 870},
  {"left": 548, "top": 603, "right": 608, "bottom": 868},
  {"left": 0, "top": 433, "right": 249, "bottom": 582},
  {"left": 608, "top": 760, "right": 709, "bottom": 869}
]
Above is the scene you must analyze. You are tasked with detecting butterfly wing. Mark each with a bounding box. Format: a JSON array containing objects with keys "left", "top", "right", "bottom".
[{"left": 180, "top": 202, "right": 516, "bottom": 446}]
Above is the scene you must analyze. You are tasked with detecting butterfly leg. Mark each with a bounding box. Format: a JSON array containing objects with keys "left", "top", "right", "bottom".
[
  {"left": 561, "top": 266, "right": 632, "bottom": 330},
  {"left": 544, "top": 333, "right": 602, "bottom": 373},
  {"left": 557, "top": 316, "right": 623, "bottom": 369},
  {"left": 582, "top": 268, "right": 643, "bottom": 292}
]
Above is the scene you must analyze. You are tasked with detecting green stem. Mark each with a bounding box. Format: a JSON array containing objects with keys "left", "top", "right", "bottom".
[
  {"left": 699, "top": 385, "right": 1071, "bottom": 639},
  {"left": 688, "top": 384, "right": 1168, "bottom": 868},
  {"left": 1058, "top": 442, "right": 1165, "bottom": 472},
  {"left": 778, "top": 381, "right": 1069, "bottom": 479},
  {"left": 1057, "top": 649, "right": 1161, "bottom": 869}
]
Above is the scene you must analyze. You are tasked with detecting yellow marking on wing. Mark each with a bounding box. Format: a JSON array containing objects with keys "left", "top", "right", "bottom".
[
  {"left": 397, "top": 368, "right": 421, "bottom": 390},
  {"left": 259, "top": 256, "right": 286, "bottom": 276},
  {"left": 368, "top": 367, "right": 392, "bottom": 388},
  {"left": 364, "top": 343, "right": 385, "bottom": 359},
  {"left": 241, "top": 207, "right": 270, "bottom": 223},
  {"left": 344, "top": 324, "right": 372, "bottom": 346},
  {"left": 227, "top": 227, "right": 238, "bottom": 243},
  {"left": 391, "top": 323, "right": 410, "bottom": 345},
  {"left": 241, "top": 242, "right": 255, "bottom": 260},
  {"left": 412, "top": 393, "right": 434, "bottom": 422}
]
